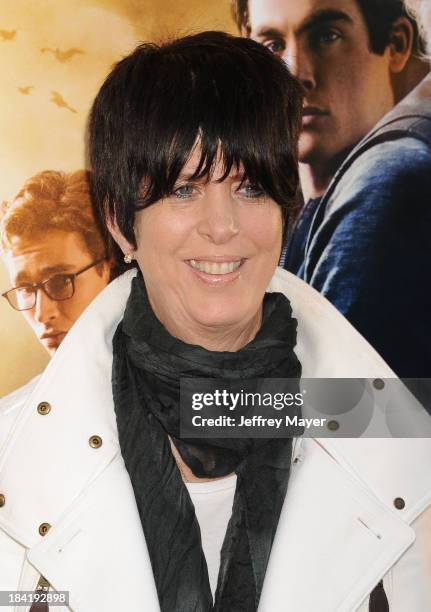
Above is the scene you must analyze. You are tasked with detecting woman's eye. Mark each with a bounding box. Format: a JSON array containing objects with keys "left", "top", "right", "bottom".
[
  {"left": 171, "top": 184, "right": 196, "bottom": 199},
  {"left": 263, "top": 38, "right": 285, "bottom": 55},
  {"left": 237, "top": 183, "right": 265, "bottom": 199}
]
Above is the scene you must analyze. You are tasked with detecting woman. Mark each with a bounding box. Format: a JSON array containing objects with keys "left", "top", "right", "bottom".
[{"left": 0, "top": 32, "right": 430, "bottom": 612}]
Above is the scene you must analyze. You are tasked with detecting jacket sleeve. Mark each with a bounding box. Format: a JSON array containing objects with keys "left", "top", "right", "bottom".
[{"left": 303, "top": 138, "right": 431, "bottom": 378}]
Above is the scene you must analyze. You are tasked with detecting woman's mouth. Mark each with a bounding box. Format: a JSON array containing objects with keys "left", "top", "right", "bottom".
[
  {"left": 189, "top": 259, "right": 242, "bottom": 274},
  {"left": 186, "top": 258, "right": 245, "bottom": 285}
]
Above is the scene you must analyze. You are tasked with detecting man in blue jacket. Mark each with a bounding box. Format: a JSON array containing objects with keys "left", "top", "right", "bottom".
[
  {"left": 302, "top": 71, "right": 431, "bottom": 378},
  {"left": 233, "top": 0, "right": 430, "bottom": 377}
]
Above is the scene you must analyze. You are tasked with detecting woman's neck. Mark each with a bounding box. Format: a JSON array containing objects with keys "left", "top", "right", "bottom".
[{"left": 154, "top": 303, "right": 263, "bottom": 352}]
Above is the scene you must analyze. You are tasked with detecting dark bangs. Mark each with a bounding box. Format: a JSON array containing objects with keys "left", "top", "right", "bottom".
[{"left": 89, "top": 31, "right": 303, "bottom": 248}]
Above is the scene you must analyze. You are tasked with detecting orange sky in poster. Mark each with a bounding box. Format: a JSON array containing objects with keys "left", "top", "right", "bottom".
[{"left": 0, "top": 0, "right": 235, "bottom": 396}]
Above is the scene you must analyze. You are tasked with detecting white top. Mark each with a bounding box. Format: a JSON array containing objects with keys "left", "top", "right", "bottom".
[{"left": 186, "top": 474, "right": 237, "bottom": 598}]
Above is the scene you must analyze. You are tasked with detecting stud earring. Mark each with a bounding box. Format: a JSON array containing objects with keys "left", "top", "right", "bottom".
[{"left": 124, "top": 252, "right": 134, "bottom": 264}]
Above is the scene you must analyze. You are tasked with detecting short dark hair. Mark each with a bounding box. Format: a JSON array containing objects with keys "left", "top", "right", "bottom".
[
  {"left": 232, "top": 0, "right": 424, "bottom": 55},
  {"left": 357, "top": 0, "right": 423, "bottom": 53},
  {"left": 89, "top": 31, "right": 303, "bottom": 249}
]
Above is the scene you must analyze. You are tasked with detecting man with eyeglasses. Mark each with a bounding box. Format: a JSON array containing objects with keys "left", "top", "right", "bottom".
[{"left": 1, "top": 169, "right": 112, "bottom": 363}]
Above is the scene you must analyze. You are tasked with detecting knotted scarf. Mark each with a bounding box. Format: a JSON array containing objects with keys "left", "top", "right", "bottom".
[{"left": 112, "top": 274, "right": 301, "bottom": 611}]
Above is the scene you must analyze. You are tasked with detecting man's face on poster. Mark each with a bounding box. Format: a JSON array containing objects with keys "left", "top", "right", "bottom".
[
  {"left": 249, "top": 0, "right": 396, "bottom": 167},
  {"left": 4, "top": 230, "right": 110, "bottom": 354}
]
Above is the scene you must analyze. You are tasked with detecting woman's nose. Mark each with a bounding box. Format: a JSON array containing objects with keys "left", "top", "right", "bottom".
[{"left": 197, "top": 189, "right": 240, "bottom": 245}]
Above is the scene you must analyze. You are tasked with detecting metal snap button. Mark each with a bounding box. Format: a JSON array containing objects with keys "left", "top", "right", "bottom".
[
  {"left": 89, "top": 435, "right": 103, "bottom": 449},
  {"left": 37, "top": 401, "right": 51, "bottom": 415},
  {"left": 39, "top": 522, "right": 51, "bottom": 536},
  {"left": 373, "top": 379, "right": 385, "bottom": 390},
  {"left": 394, "top": 497, "right": 405, "bottom": 510},
  {"left": 327, "top": 420, "right": 340, "bottom": 431},
  {"left": 0, "top": 494, "right": 5, "bottom": 507}
]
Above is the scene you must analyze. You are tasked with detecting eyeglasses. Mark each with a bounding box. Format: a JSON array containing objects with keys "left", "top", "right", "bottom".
[{"left": 2, "top": 259, "right": 106, "bottom": 311}]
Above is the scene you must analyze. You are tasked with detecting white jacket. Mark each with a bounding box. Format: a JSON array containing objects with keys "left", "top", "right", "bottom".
[{"left": 0, "top": 268, "right": 430, "bottom": 612}]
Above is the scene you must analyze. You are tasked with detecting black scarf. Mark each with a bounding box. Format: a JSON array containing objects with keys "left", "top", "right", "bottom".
[{"left": 112, "top": 275, "right": 301, "bottom": 611}]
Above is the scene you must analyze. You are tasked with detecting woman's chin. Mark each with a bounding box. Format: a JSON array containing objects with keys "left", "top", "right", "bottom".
[{"left": 186, "top": 298, "right": 260, "bottom": 336}]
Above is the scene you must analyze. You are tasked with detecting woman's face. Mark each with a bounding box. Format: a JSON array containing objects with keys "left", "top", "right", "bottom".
[{"left": 118, "top": 151, "right": 283, "bottom": 346}]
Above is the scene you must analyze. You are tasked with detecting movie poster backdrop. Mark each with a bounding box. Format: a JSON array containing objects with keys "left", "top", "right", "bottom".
[{"left": 0, "top": 0, "right": 234, "bottom": 397}]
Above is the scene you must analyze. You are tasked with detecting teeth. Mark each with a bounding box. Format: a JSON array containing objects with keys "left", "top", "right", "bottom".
[{"left": 189, "top": 260, "right": 242, "bottom": 275}]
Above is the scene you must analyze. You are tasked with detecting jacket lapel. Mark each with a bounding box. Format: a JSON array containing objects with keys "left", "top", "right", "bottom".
[
  {"left": 259, "top": 438, "right": 416, "bottom": 612},
  {"left": 25, "top": 454, "right": 160, "bottom": 612}
]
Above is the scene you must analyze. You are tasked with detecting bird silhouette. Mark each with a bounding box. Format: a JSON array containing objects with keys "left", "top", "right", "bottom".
[
  {"left": 0, "top": 29, "right": 16, "bottom": 41},
  {"left": 41, "top": 47, "right": 84, "bottom": 63},
  {"left": 18, "top": 86, "right": 34, "bottom": 95},
  {"left": 50, "top": 91, "right": 77, "bottom": 114}
]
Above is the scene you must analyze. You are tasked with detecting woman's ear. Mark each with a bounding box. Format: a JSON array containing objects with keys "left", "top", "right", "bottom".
[
  {"left": 388, "top": 17, "right": 415, "bottom": 74},
  {"left": 106, "top": 217, "right": 135, "bottom": 258}
]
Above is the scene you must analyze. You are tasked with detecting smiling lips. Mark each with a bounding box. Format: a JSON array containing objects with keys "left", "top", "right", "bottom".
[
  {"left": 189, "top": 259, "right": 242, "bottom": 275},
  {"left": 186, "top": 258, "right": 244, "bottom": 285}
]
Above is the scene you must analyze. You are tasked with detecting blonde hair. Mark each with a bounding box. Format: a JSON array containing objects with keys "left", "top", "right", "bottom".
[{"left": 1, "top": 170, "right": 108, "bottom": 265}]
